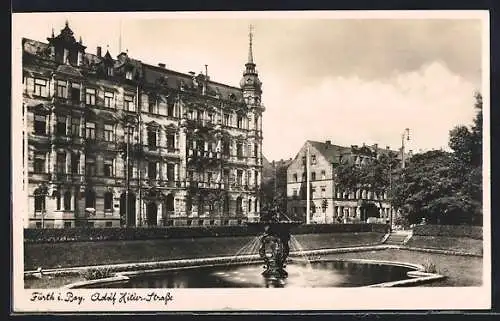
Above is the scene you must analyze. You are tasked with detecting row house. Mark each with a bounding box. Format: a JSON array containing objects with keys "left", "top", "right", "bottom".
[{"left": 23, "top": 21, "right": 264, "bottom": 228}]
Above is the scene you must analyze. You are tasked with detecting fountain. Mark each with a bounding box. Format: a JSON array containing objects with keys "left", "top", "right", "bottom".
[{"left": 246, "top": 209, "right": 302, "bottom": 279}]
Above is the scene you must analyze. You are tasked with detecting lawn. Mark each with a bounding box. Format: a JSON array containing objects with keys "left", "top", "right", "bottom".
[
  {"left": 405, "top": 236, "right": 483, "bottom": 256},
  {"left": 24, "top": 232, "right": 385, "bottom": 270},
  {"left": 322, "top": 249, "right": 483, "bottom": 287}
]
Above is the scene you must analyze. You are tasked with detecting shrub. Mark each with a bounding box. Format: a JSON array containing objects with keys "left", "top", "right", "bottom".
[
  {"left": 24, "top": 224, "right": 390, "bottom": 243},
  {"left": 421, "top": 259, "right": 437, "bottom": 273},
  {"left": 413, "top": 224, "right": 482, "bottom": 240},
  {"left": 80, "top": 267, "right": 114, "bottom": 280}
]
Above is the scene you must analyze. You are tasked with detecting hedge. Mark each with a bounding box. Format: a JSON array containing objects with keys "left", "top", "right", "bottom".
[
  {"left": 412, "top": 224, "right": 483, "bottom": 240},
  {"left": 24, "top": 223, "right": 389, "bottom": 243}
]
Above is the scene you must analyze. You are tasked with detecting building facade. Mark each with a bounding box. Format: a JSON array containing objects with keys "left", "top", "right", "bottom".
[
  {"left": 23, "top": 22, "right": 264, "bottom": 228},
  {"left": 287, "top": 140, "right": 406, "bottom": 224}
]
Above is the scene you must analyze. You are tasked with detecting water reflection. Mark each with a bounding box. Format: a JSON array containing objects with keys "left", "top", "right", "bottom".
[{"left": 93, "top": 260, "right": 413, "bottom": 289}]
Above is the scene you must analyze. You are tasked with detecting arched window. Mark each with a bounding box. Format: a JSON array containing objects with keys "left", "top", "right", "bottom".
[
  {"left": 34, "top": 195, "right": 45, "bottom": 212},
  {"left": 361, "top": 190, "right": 367, "bottom": 199},
  {"left": 64, "top": 191, "right": 71, "bottom": 210},
  {"left": 85, "top": 189, "right": 96, "bottom": 208},
  {"left": 104, "top": 192, "right": 113, "bottom": 211}
]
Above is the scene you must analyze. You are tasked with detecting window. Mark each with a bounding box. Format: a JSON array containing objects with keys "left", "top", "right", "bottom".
[
  {"left": 71, "top": 84, "right": 81, "bottom": 103},
  {"left": 311, "top": 155, "right": 316, "bottom": 165},
  {"left": 321, "top": 187, "right": 326, "bottom": 198},
  {"left": 236, "top": 197, "right": 243, "bottom": 214},
  {"left": 311, "top": 187, "right": 316, "bottom": 197},
  {"left": 167, "top": 134, "right": 175, "bottom": 151},
  {"left": 104, "top": 124, "right": 114, "bottom": 142},
  {"left": 56, "top": 152, "right": 66, "bottom": 174},
  {"left": 126, "top": 70, "right": 133, "bottom": 80},
  {"left": 124, "top": 95, "right": 135, "bottom": 111},
  {"left": 87, "top": 222, "right": 95, "bottom": 228},
  {"left": 85, "top": 157, "right": 96, "bottom": 176},
  {"left": 197, "top": 110, "right": 203, "bottom": 122},
  {"left": 321, "top": 170, "right": 326, "bottom": 180},
  {"left": 207, "top": 172, "right": 213, "bottom": 184},
  {"left": 148, "top": 96, "right": 157, "bottom": 114},
  {"left": 34, "top": 195, "right": 45, "bottom": 212},
  {"left": 70, "top": 153, "right": 80, "bottom": 174},
  {"left": 167, "top": 104, "right": 174, "bottom": 117},
  {"left": 207, "top": 113, "right": 213, "bottom": 123},
  {"left": 237, "top": 115, "right": 243, "bottom": 128},
  {"left": 56, "top": 80, "right": 66, "bottom": 98},
  {"left": 85, "top": 88, "right": 96, "bottom": 105},
  {"left": 105, "top": 221, "right": 113, "bottom": 227},
  {"left": 33, "top": 153, "right": 46, "bottom": 173},
  {"left": 107, "top": 66, "right": 113, "bottom": 76},
  {"left": 104, "top": 91, "right": 114, "bottom": 108},
  {"left": 187, "top": 170, "right": 194, "bottom": 181},
  {"left": 293, "top": 189, "right": 298, "bottom": 198},
  {"left": 293, "top": 173, "right": 298, "bottom": 182},
  {"left": 36, "top": 222, "right": 42, "bottom": 228},
  {"left": 34, "top": 115, "right": 46, "bottom": 135},
  {"left": 34, "top": 78, "right": 48, "bottom": 97},
  {"left": 255, "top": 116, "right": 259, "bottom": 129},
  {"left": 197, "top": 139, "right": 204, "bottom": 152},
  {"left": 64, "top": 191, "right": 71, "bottom": 211},
  {"left": 311, "top": 172, "right": 316, "bottom": 181},
  {"left": 302, "top": 156, "right": 306, "bottom": 165},
  {"left": 56, "top": 115, "right": 67, "bottom": 135},
  {"left": 56, "top": 192, "right": 61, "bottom": 210},
  {"left": 85, "top": 122, "right": 95, "bottom": 139},
  {"left": 85, "top": 189, "right": 96, "bottom": 208},
  {"left": 223, "top": 141, "right": 230, "bottom": 156},
  {"left": 167, "top": 164, "right": 175, "bottom": 181},
  {"left": 248, "top": 199, "right": 252, "bottom": 212},
  {"left": 64, "top": 222, "right": 72, "bottom": 228},
  {"left": 254, "top": 171, "right": 258, "bottom": 186},
  {"left": 104, "top": 192, "right": 113, "bottom": 211},
  {"left": 224, "top": 113, "right": 230, "bottom": 126},
  {"left": 148, "top": 162, "right": 157, "bottom": 179},
  {"left": 147, "top": 129, "right": 157, "bottom": 149},
  {"left": 104, "top": 159, "right": 114, "bottom": 177},
  {"left": 237, "top": 170, "right": 243, "bottom": 186},
  {"left": 236, "top": 143, "right": 243, "bottom": 158},
  {"left": 254, "top": 144, "right": 258, "bottom": 157},
  {"left": 71, "top": 118, "right": 80, "bottom": 136}
]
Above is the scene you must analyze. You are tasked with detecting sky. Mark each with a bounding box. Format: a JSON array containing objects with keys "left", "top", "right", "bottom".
[{"left": 13, "top": 12, "right": 486, "bottom": 161}]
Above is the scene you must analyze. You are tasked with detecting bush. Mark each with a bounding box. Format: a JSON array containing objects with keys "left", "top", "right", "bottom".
[
  {"left": 24, "top": 224, "right": 390, "bottom": 243},
  {"left": 80, "top": 267, "right": 114, "bottom": 280},
  {"left": 413, "top": 224, "right": 482, "bottom": 240},
  {"left": 421, "top": 259, "right": 437, "bottom": 273}
]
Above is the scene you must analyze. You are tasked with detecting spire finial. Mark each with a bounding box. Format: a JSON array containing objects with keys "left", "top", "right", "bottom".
[
  {"left": 51, "top": 27, "right": 55, "bottom": 37},
  {"left": 248, "top": 24, "right": 254, "bottom": 64},
  {"left": 65, "top": 19, "right": 69, "bottom": 28}
]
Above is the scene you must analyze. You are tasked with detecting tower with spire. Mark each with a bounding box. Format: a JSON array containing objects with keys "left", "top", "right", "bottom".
[{"left": 240, "top": 24, "right": 262, "bottom": 106}]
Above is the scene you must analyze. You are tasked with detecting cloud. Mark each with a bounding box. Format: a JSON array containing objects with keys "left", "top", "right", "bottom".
[{"left": 262, "top": 61, "right": 478, "bottom": 161}]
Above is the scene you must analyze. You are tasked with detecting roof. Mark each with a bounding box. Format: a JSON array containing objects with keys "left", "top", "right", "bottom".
[
  {"left": 22, "top": 37, "right": 245, "bottom": 102},
  {"left": 308, "top": 140, "right": 402, "bottom": 164}
]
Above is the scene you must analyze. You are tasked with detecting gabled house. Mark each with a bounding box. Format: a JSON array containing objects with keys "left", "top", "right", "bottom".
[{"left": 286, "top": 140, "right": 406, "bottom": 224}]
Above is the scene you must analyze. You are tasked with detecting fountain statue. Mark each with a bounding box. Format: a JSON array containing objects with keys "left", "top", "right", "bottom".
[{"left": 247, "top": 206, "right": 302, "bottom": 279}]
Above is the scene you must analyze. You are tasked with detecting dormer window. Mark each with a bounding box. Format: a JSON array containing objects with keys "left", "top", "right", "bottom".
[
  {"left": 126, "top": 70, "right": 133, "bottom": 80},
  {"left": 63, "top": 49, "right": 69, "bottom": 63},
  {"left": 107, "top": 66, "right": 113, "bottom": 76}
]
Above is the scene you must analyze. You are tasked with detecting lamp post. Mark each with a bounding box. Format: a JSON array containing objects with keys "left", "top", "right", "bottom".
[
  {"left": 401, "top": 128, "right": 410, "bottom": 169},
  {"left": 390, "top": 128, "right": 410, "bottom": 231}
]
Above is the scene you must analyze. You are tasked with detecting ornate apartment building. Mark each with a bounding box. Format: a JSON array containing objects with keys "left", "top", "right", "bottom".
[
  {"left": 23, "top": 22, "right": 264, "bottom": 228},
  {"left": 287, "top": 140, "right": 407, "bottom": 224}
]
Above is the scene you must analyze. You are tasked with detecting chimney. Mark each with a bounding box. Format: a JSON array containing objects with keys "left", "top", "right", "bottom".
[
  {"left": 158, "top": 63, "right": 166, "bottom": 68},
  {"left": 373, "top": 143, "right": 378, "bottom": 149},
  {"left": 386, "top": 146, "right": 390, "bottom": 150},
  {"left": 325, "top": 140, "right": 331, "bottom": 145},
  {"left": 96, "top": 46, "right": 102, "bottom": 57}
]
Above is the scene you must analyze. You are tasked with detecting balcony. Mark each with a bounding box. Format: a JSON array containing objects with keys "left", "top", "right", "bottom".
[
  {"left": 143, "top": 145, "right": 180, "bottom": 158},
  {"left": 50, "top": 173, "right": 86, "bottom": 185},
  {"left": 52, "top": 96, "right": 85, "bottom": 108},
  {"left": 28, "top": 133, "right": 50, "bottom": 145},
  {"left": 186, "top": 181, "right": 225, "bottom": 190},
  {"left": 29, "top": 172, "right": 51, "bottom": 182}
]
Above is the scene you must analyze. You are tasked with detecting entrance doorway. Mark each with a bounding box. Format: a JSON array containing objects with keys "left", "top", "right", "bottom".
[{"left": 146, "top": 202, "right": 158, "bottom": 226}]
